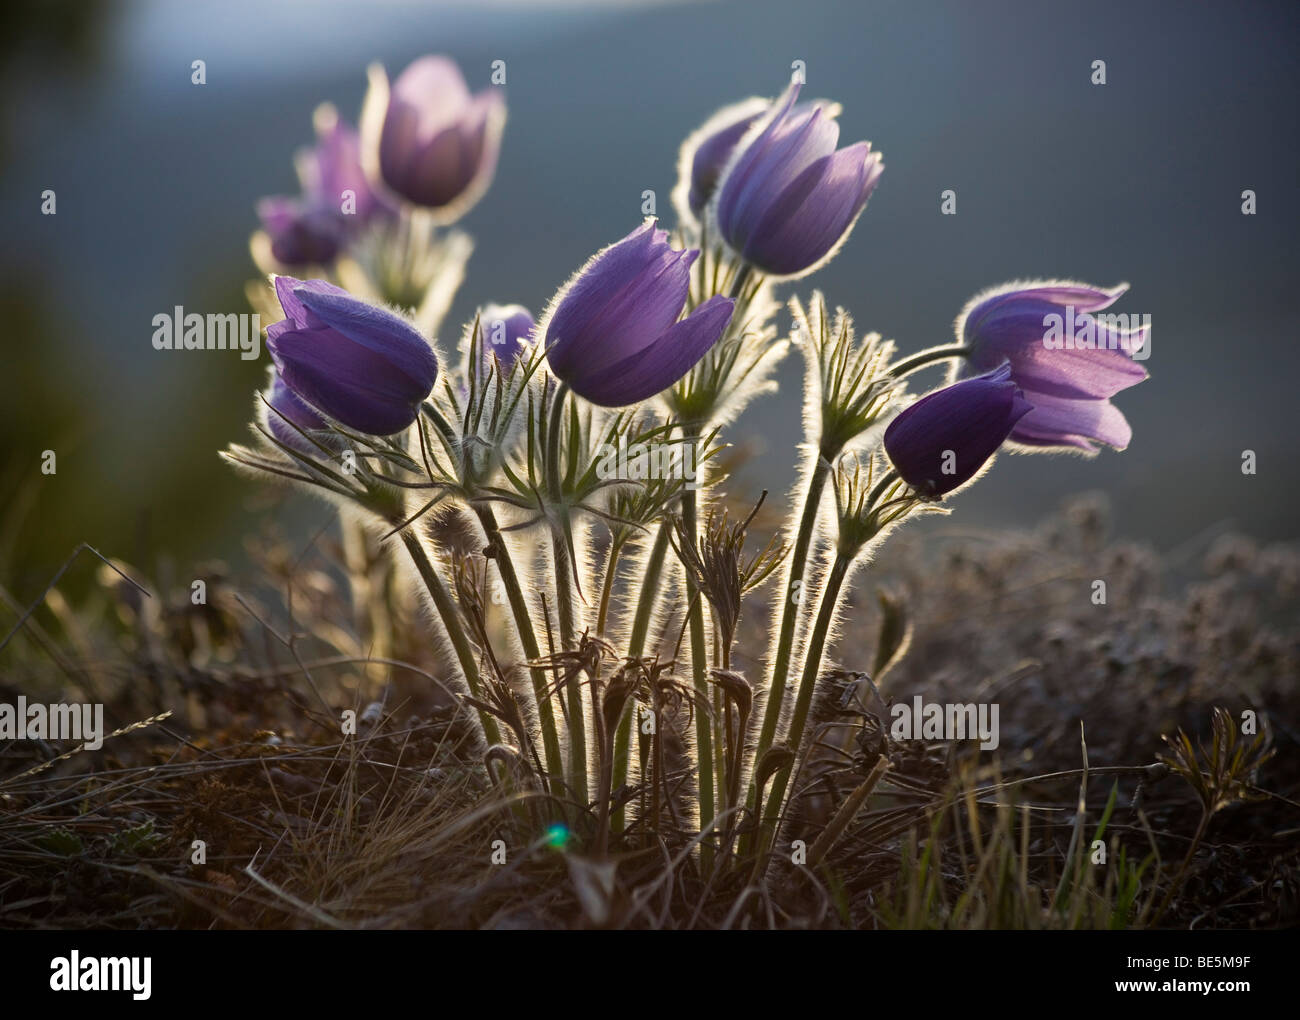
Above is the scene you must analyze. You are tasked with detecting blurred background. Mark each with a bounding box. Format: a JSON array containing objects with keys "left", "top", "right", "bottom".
[{"left": 2, "top": 0, "right": 1297, "bottom": 595}]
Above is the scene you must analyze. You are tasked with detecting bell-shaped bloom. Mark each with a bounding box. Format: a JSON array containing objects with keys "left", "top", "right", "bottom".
[
  {"left": 261, "top": 368, "right": 327, "bottom": 454},
  {"left": 542, "top": 221, "right": 734, "bottom": 407},
  {"left": 954, "top": 281, "right": 1148, "bottom": 453},
  {"left": 884, "top": 363, "right": 1032, "bottom": 498},
  {"left": 475, "top": 303, "right": 534, "bottom": 370},
  {"left": 361, "top": 55, "right": 505, "bottom": 220},
  {"left": 265, "top": 276, "right": 438, "bottom": 436},
  {"left": 714, "top": 81, "right": 883, "bottom": 279},
  {"left": 257, "top": 106, "right": 394, "bottom": 267},
  {"left": 674, "top": 97, "right": 769, "bottom": 222}
]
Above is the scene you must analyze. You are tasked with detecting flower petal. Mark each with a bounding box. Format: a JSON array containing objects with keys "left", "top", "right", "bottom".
[
  {"left": 293, "top": 286, "right": 437, "bottom": 392},
  {"left": 568, "top": 295, "right": 734, "bottom": 406}
]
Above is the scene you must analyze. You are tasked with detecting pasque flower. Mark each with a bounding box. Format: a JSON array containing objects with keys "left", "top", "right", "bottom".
[
  {"left": 475, "top": 303, "right": 534, "bottom": 370},
  {"left": 257, "top": 105, "right": 394, "bottom": 267},
  {"left": 265, "top": 276, "right": 438, "bottom": 436},
  {"left": 260, "top": 368, "right": 327, "bottom": 454},
  {"left": 361, "top": 55, "right": 505, "bottom": 220},
  {"left": 954, "top": 281, "right": 1148, "bottom": 452},
  {"left": 714, "top": 81, "right": 883, "bottom": 278},
  {"left": 884, "top": 363, "right": 1032, "bottom": 498},
  {"left": 542, "top": 221, "right": 734, "bottom": 407}
]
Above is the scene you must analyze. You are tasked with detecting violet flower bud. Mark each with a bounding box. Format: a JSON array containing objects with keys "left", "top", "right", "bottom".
[
  {"left": 261, "top": 368, "right": 327, "bottom": 455},
  {"left": 714, "top": 81, "right": 883, "bottom": 279},
  {"left": 265, "top": 276, "right": 438, "bottom": 436},
  {"left": 361, "top": 55, "right": 505, "bottom": 220},
  {"left": 475, "top": 303, "right": 534, "bottom": 370},
  {"left": 542, "top": 221, "right": 734, "bottom": 407},
  {"left": 954, "top": 281, "right": 1148, "bottom": 453},
  {"left": 884, "top": 363, "right": 1032, "bottom": 498}
]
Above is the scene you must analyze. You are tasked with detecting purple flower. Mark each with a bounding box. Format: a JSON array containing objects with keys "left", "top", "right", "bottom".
[
  {"left": 261, "top": 368, "right": 327, "bottom": 454},
  {"left": 542, "top": 222, "right": 734, "bottom": 407},
  {"left": 256, "top": 106, "right": 394, "bottom": 267},
  {"left": 954, "top": 281, "right": 1148, "bottom": 452},
  {"left": 265, "top": 276, "right": 438, "bottom": 436},
  {"left": 361, "top": 55, "right": 505, "bottom": 220},
  {"left": 256, "top": 197, "right": 347, "bottom": 267},
  {"left": 475, "top": 303, "right": 534, "bottom": 370},
  {"left": 714, "top": 81, "right": 883, "bottom": 279},
  {"left": 674, "top": 97, "right": 769, "bottom": 221},
  {"left": 884, "top": 363, "right": 1032, "bottom": 498}
]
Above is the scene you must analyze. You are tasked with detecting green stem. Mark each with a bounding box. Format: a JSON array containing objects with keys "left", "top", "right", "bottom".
[
  {"left": 680, "top": 431, "right": 715, "bottom": 861},
  {"left": 611, "top": 522, "right": 671, "bottom": 834},
  {"left": 552, "top": 532, "right": 589, "bottom": 804},
  {"left": 474, "top": 504, "right": 564, "bottom": 795},
  {"left": 744, "top": 455, "right": 832, "bottom": 851},
  {"left": 543, "top": 381, "right": 589, "bottom": 803},
  {"left": 398, "top": 528, "right": 501, "bottom": 747},
  {"left": 755, "top": 551, "right": 852, "bottom": 868},
  {"left": 596, "top": 536, "right": 625, "bottom": 638},
  {"left": 888, "top": 343, "right": 970, "bottom": 378}
]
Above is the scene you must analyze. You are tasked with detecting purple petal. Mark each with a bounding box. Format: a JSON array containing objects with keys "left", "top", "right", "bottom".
[
  {"left": 268, "top": 325, "right": 428, "bottom": 435},
  {"left": 546, "top": 222, "right": 691, "bottom": 375},
  {"left": 271, "top": 276, "right": 351, "bottom": 330},
  {"left": 884, "top": 363, "right": 1030, "bottom": 496},
  {"left": 742, "top": 143, "right": 882, "bottom": 275},
  {"left": 390, "top": 56, "right": 472, "bottom": 131},
  {"left": 569, "top": 296, "right": 734, "bottom": 406},
  {"left": 1010, "top": 393, "right": 1133, "bottom": 452},
  {"left": 293, "top": 286, "right": 437, "bottom": 392}
]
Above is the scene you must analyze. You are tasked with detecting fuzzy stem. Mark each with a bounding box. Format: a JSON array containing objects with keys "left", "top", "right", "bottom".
[
  {"left": 744, "top": 455, "right": 832, "bottom": 851},
  {"left": 596, "top": 536, "right": 625, "bottom": 638},
  {"left": 680, "top": 428, "right": 715, "bottom": 863},
  {"left": 474, "top": 503, "right": 564, "bottom": 795},
  {"left": 543, "top": 381, "right": 589, "bottom": 804},
  {"left": 611, "top": 522, "right": 671, "bottom": 834},
  {"left": 398, "top": 528, "right": 501, "bottom": 747},
  {"left": 888, "top": 343, "right": 970, "bottom": 378},
  {"left": 756, "top": 551, "right": 852, "bottom": 869}
]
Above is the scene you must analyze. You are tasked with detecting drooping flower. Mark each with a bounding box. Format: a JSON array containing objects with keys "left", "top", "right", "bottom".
[
  {"left": 954, "top": 281, "right": 1148, "bottom": 452},
  {"left": 714, "top": 81, "right": 883, "bottom": 279},
  {"left": 265, "top": 276, "right": 438, "bottom": 436},
  {"left": 542, "top": 221, "right": 734, "bottom": 407},
  {"left": 260, "top": 368, "right": 327, "bottom": 455},
  {"left": 256, "top": 105, "right": 395, "bottom": 267},
  {"left": 884, "top": 363, "right": 1032, "bottom": 498},
  {"left": 361, "top": 55, "right": 505, "bottom": 220},
  {"left": 474, "top": 303, "right": 534, "bottom": 370}
]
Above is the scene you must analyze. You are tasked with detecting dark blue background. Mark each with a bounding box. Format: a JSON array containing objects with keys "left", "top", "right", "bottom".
[{"left": 3, "top": 0, "right": 1296, "bottom": 586}]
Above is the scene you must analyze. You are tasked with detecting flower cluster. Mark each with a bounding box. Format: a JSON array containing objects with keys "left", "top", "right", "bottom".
[{"left": 224, "top": 59, "right": 1150, "bottom": 875}]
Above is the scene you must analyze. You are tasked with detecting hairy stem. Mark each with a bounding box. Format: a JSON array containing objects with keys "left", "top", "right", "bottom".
[
  {"left": 398, "top": 528, "right": 501, "bottom": 747},
  {"left": 680, "top": 429, "right": 715, "bottom": 862},
  {"left": 474, "top": 504, "right": 564, "bottom": 795},
  {"left": 543, "top": 381, "right": 589, "bottom": 804},
  {"left": 744, "top": 455, "right": 832, "bottom": 850},
  {"left": 888, "top": 343, "right": 970, "bottom": 378},
  {"left": 756, "top": 551, "right": 851, "bottom": 870},
  {"left": 611, "top": 522, "right": 671, "bottom": 834}
]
